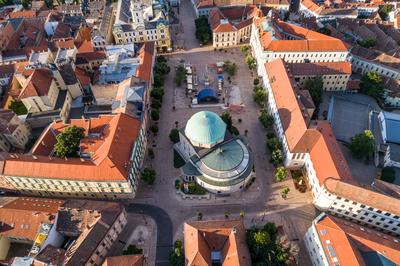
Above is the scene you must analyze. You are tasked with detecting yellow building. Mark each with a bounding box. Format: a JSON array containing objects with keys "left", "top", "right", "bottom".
[{"left": 113, "top": 0, "right": 171, "bottom": 52}]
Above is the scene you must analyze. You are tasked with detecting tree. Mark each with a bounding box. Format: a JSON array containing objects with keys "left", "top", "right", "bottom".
[
  {"left": 175, "top": 65, "right": 187, "bottom": 86},
  {"left": 259, "top": 110, "right": 274, "bottom": 128},
  {"left": 378, "top": 4, "right": 394, "bottom": 20},
  {"left": 151, "top": 110, "right": 160, "bottom": 121},
  {"left": 54, "top": 126, "right": 85, "bottom": 158},
  {"left": 253, "top": 78, "right": 260, "bottom": 86},
  {"left": 267, "top": 137, "right": 282, "bottom": 152},
  {"left": 220, "top": 111, "right": 233, "bottom": 128},
  {"left": 169, "top": 240, "right": 184, "bottom": 266},
  {"left": 349, "top": 130, "right": 375, "bottom": 160},
  {"left": 304, "top": 77, "right": 323, "bottom": 108},
  {"left": 271, "top": 149, "right": 283, "bottom": 166},
  {"left": 254, "top": 86, "right": 266, "bottom": 106},
  {"left": 150, "top": 124, "right": 159, "bottom": 134},
  {"left": 359, "top": 72, "right": 384, "bottom": 100},
  {"left": 241, "top": 45, "right": 250, "bottom": 53},
  {"left": 8, "top": 100, "right": 27, "bottom": 115},
  {"left": 223, "top": 61, "right": 238, "bottom": 77},
  {"left": 151, "top": 99, "right": 161, "bottom": 109},
  {"left": 246, "top": 55, "right": 257, "bottom": 70},
  {"left": 381, "top": 167, "right": 396, "bottom": 183},
  {"left": 358, "top": 38, "right": 377, "bottom": 48},
  {"left": 151, "top": 87, "right": 165, "bottom": 101},
  {"left": 247, "top": 230, "right": 270, "bottom": 259},
  {"left": 169, "top": 128, "right": 180, "bottom": 143},
  {"left": 275, "top": 166, "right": 286, "bottom": 182},
  {"left": 141, "top": 167, "right": 156, "bottom": 185},
  {"left": 195, "top": 16, "right": 211, "bottom": 44},
  {"left": 263, "top": 222, "right": 278, "bottom": 242}
]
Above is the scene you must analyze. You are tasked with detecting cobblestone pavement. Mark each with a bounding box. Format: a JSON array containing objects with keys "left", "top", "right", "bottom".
[{"left": 132, "top": 0, "right": 316, "bottom": 265}]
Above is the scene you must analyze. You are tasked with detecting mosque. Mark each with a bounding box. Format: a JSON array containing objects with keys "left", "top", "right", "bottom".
[{"left": 175, "top": 111, "right": 254, "bottom": 194}]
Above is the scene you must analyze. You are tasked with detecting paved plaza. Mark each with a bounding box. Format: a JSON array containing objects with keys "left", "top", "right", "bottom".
[{"left": 131, "top": 0, "right": 316, "bottom": 264}]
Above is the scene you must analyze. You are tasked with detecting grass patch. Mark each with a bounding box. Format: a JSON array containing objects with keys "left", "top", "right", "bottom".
[
  {"left": 181, "top": 182, "right": 207, "bottom": 195},
  {"left": 174, "top": 150, "right": 185, "bottom": 168}
]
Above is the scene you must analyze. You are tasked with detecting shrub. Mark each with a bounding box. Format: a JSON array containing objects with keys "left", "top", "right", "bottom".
[
  {"left": 267, "top": 137, "right": 282, "bottom": 152},
  {"left": 259, "top": 110, "right": 274, "bottom": 128},
  {"left": 169, "top": 240, "right": 184, "bottom": 266},
  {"left": 271, "top": 149, "right": 283, "bottom": 166},
  {"left": 253, "top": 86, "right": 266, "bottom": 106},
  {"left": 151, "top": 99, "right": 162, "bottom": 109},
  {"left": 151, "top": 110, "right": 160, "bottom": 121},
  {"left": 150, "top": 124, "right": 159, "bottom": 133},
  {"left": 141, "top": 167, "right": 156, "bottom": 185},
  {"left": 253, "top": 78, "right": 260, "bottom": 86},
  {"left": 175, "top": 179, "right": 181, "bottom": 189},
  {"left": 169, "top": 128, "right": 180, "bottom": 143},
  {"left": 267, "top": 132, "right": 276, "bottom": 139},
  {"left": 151, "top": 88, "right": 165, "bottom": 101},
  {"left": 275, "top": 166, "right": 287, "bottom": 182}
]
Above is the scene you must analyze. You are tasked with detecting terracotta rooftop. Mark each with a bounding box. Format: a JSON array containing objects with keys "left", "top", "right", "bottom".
[
  {"left": 0, "top": 197, "right": 63, "bottom": 241},
  {"left": 209, "top": 6, "right": 261, "bottom": 33},
  {"left": 309, "top": 121, "right": 353, "bottom": 184},
  {"left": 102, "top": 255, "right": 144, "bottom": 266},
  {"left": 315, "top": 214, "right": 400, "bottom": 265},
  {"left": 184, "top": 220, "right": 251, "bottom": 266},
  {"left": 258, "top": 18, "right": 348, "bottom": 52},
  {"left": 1, "top": 113, "right": 141, "bottom": 182},
  {"left": 136, "top": 42, "right": 155, "bottom": 84},
  {"left": 287, "top": 61, "right": 352, "bottom": 76},
  {"left": 265, "top": 59, "right": 309, "bottom": 151},
  {"left": 18, "top": 68, "right": 53, "bottom": 99}
]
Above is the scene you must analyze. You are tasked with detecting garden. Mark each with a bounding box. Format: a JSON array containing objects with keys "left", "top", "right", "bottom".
[{"left": 247, "top": 222, "right": 299, "bottom": 265}]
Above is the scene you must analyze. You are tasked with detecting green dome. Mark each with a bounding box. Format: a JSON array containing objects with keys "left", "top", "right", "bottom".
[
  {"left": 185, "top": 111, "right": 227, "bottom": 146},
  {"left": 201, "top": 140, "right": 244, "bottom": 171}
]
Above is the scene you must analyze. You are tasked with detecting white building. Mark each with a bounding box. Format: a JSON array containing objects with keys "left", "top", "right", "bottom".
[
  {"left": 262, "top": 58, "right": 400, "bottom": 236},
  {"left": 175, "top": 111, "right": 254, "bottom": 194},
  {"left": 113, "top": 0, "right": 171, "bottom": 52},
  {"left": 99, "top": 44, "right": 141, "bottom": 84}
]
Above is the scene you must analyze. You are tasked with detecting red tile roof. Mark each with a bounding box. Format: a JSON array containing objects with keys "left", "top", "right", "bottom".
[
  {"left": 265, "top": 59, "right": 308, "bottom": 151},
  {"left": 103, "top": 255, "right": 144, "bottom": 266},
  {"left": 258, "top": 18, "right": 348, "bottom": 52},
  {"left": 0, "top": 197, "right": 63, "bottom": 241},
  {"left": 315, "top": 214, "right": 400, "bottom": 265},
  {"left": 2, "top": 114, "right": 142, "bottom": 182},
  {"left": 136, "top": 42, "right": 155, "bottom": 84},
  {"left": 288, "top": 61, "right": 352, "bottom": 76},
  {"left": 184, "top": 220, "right": 251, "bottom": 266},
  {"left": 9, "top": 10, "right": 36, "bottom": 19},
  {"left": 18, "top": 68, "right": 53, "bottom": 99}
]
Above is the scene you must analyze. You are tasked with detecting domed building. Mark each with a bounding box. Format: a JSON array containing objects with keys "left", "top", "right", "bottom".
[{"left": 176, "top": 111, "right": 254, "bottom": 194}]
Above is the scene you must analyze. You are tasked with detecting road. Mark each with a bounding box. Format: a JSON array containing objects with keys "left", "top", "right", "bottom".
[{"left": 126, "top": 204, "right": 173, "bottom": 266}]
